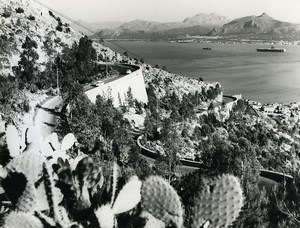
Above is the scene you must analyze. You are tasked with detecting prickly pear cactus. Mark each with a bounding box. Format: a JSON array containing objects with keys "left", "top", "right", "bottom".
[
  {"left": 95, "top": 205, "right": 115, "bottom": 228},
  {"left": 3, "top": 212, "right": 43, "bottom": 228},
  {"left": 3, "top": 151, "right": 47, "bottom": 213},
  {"left": 141, "top": 175, "right": 183, "bottom": 228},
  {"left": 94, "top": 173, "right": 142, "bottom": 228},
  {"left": 15, "top": 182, "right": 37, "bottom": 213},
  {"left": 41, "top": 162, "right": 63, "bottom": 223},
  {"left": 5, "top": 125, "right": 20, "bottom": 158},
  {"left": 6, "top": 151, "right": 46, "bottom": 183},
  {"left": 142, "top": 211, "right": 166, "bottom": 228},
  {"left": 112, "top": 175, "right": 141, "bottom": 214},
  {"left": 192, "top": 174, "right": 244, "bottom": 228}
]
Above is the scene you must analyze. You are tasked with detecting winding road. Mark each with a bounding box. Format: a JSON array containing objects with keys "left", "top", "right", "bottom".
[
  {"left": 34, "top": 96, "right": 62, "bottom": 139},
  {"left": 32, "top": 65, "right": 293, "bottom": 189}
]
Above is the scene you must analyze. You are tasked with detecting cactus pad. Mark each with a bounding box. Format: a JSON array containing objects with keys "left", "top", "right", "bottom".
[
  {"left": 192, "top": 174, "right": 243, "bottom": 228},
  {"left": 6, "top": 125, "right": 20, "bottom": 158},
  {"left": 142, "top": 211, "right": 166, "bottom": 228},
  {"left": 95, "top": 205, "right": 114, "bottom": 228},
  {"left": 15, "top": 182, "right": 37, "bottom": 213},
  {"left": 6, "top": 151, "right": 46, "bottom": 183},
  {"left": 141, "top": 175, "right": 183, "bottom": 227},
  {"left": 112, "top": 175, "right": 141, "bottom": 214},
  {"left": 3, "top": 212, "right": 43, "bottom": 228}
]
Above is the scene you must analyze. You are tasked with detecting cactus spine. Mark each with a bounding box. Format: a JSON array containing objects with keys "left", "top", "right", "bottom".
[
  {"left": 141, "top": 175, "right": 183, "bottom": 228},
  {"left": 192, "top": 174, "right": 244, "bottom": 228}
]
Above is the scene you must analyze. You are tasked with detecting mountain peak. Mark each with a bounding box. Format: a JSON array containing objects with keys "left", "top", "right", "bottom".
[
  {"left": 258, "top": 13, "right": 271, "bottom": 18},
  {"left": 209, "top": 13, "right": 300, "bottom": 39},
  {"left": 182, "top": 13, "right": 229, "bottom": 26}
]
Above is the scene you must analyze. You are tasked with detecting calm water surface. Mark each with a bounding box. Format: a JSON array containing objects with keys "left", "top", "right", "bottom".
[{"left": 107, "top": 41, "right": 300, "bottom": 104}]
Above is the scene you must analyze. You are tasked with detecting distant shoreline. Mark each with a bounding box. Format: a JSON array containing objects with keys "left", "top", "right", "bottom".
[{"left": 98, "top": 38, "right": 300, "bottom": 46}]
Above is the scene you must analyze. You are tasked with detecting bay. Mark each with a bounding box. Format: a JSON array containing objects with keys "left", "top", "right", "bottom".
[{"left": 106, "top": 41, "right": 300, "bottom": 104}]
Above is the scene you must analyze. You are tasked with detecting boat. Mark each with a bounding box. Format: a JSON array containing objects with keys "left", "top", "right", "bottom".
[
  {"left": 256, "top": 46, "right": 286, "bottom": 52},
  {"left": 203, "top": 47, "right": 212, "bottom": 50}
]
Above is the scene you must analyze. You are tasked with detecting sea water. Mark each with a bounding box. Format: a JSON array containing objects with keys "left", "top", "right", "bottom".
[{"left": 107, "top": 41, "right": 300, "bottom": 104}]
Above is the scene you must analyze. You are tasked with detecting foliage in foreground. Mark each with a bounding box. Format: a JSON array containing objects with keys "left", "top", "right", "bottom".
[{"left": 0, "top": 126, "right": 244, "bottom": 228}]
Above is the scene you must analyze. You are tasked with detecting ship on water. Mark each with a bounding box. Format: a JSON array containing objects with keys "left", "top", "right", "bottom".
[{"left": 257, "top": 46, "right": 286, "bottom": 52}]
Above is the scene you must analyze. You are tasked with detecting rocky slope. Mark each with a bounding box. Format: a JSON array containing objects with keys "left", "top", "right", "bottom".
[
  {"left": 208, "top": 13, "right": 300, "bottom": 40},
  {"left": 0, "top": 0, "right": 83, "bottom": 75}
]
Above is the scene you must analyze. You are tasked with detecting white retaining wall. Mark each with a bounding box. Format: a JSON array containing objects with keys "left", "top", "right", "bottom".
[{"left": 85, "top": 66, "right": 148, "bottom": 107}]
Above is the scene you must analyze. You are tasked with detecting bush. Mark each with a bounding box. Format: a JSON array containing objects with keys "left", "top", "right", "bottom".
[
  {"left": 56, "top": 25, "right": 63, "bottom": 32},
  {"left": 2, "top": 11, "right": 11, "bottom": 18},
  {"left": 15, "top": 7, "right": 24, "bottom": 13},
  {"left": 22, "top": 99, "right": 30, "bottom": 113},
  {"left": 15, "top": 29, "right": 22, "bottom": 34},
  {"left": 48, "top": 10, "right": 55, "bottom": 18},
  {"left": 16, "top": 18, "right": 21, "bottom": 26},
  {"left": 27, "top": 15, "right": 35, "bottom": 21},
  {"left": 54, "top": 37, "right": 61, "bottom": 43},
  {"left": 0, "top": 34, "right": 8, "bottom": 41}
]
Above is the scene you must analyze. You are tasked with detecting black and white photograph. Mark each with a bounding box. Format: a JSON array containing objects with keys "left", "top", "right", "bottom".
[{"left": 0, "top": 0, "right": 300, "bottom": 227}]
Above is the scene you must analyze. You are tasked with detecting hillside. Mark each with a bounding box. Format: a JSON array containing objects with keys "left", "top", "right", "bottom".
[
  {"left": 209, "top": 13, "right": 300, "bottom": 40},
  {"left": 0, "top": 0, "right": 82, "bottom": 76}
]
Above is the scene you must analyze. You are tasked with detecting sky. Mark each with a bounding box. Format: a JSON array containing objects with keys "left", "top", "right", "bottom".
[{"left": 41, "top": 0, "right": 300, "bottom": 23}]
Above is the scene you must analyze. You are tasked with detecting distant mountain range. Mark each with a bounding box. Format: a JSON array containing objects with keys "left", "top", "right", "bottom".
[
  {"left": 70, "top": 20, "right": 124, "bottom": 34},
  {"left": 75, "top": 13, "right": 300, "bottom": 41},
  {"left": 88, "top": 13, "right": 229, "bottom": 40},
  {"left": 209, "top": 13, "right": 300, "bottom": 40}
]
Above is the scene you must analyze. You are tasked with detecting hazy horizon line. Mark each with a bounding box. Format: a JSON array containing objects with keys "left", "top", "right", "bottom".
[{"left": 77, "top": 12, "right": 299, "bottom": 25}]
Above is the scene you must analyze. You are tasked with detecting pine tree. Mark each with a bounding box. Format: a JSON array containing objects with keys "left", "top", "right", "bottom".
[
  {"left": 16, "top": 36, "right": 39, "bottom": 82},
  {"left": 126, "top": 87, "right": 134, "bottom": 108}
]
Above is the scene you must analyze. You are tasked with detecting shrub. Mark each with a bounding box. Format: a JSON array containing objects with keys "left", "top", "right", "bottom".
[
  {"left": 27, "top": 15, "right": 35, "bottom": 21},
  {"left": 15, "top": 7, "right": 24, "bottom": 13},
  {"left": 2, "top": 11, "right": 11, "bottom": 18},
  {"left": 16, "top": 18, "right": 21, "bottom": 26},
  {"left": 48, "top": 10, "right": 55, "bottom": 18},
  {"left": 0, "top": 34, "right": 8, "bottom": 41},
  {"left": 53, "top": 37, "right": 61, "bottom": 45},
  {"left": 56, "top": 25, "right": 63, "bottom": 32},
  {"left": 22, "top": 99, "right": 30, "bottom": 113}
]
